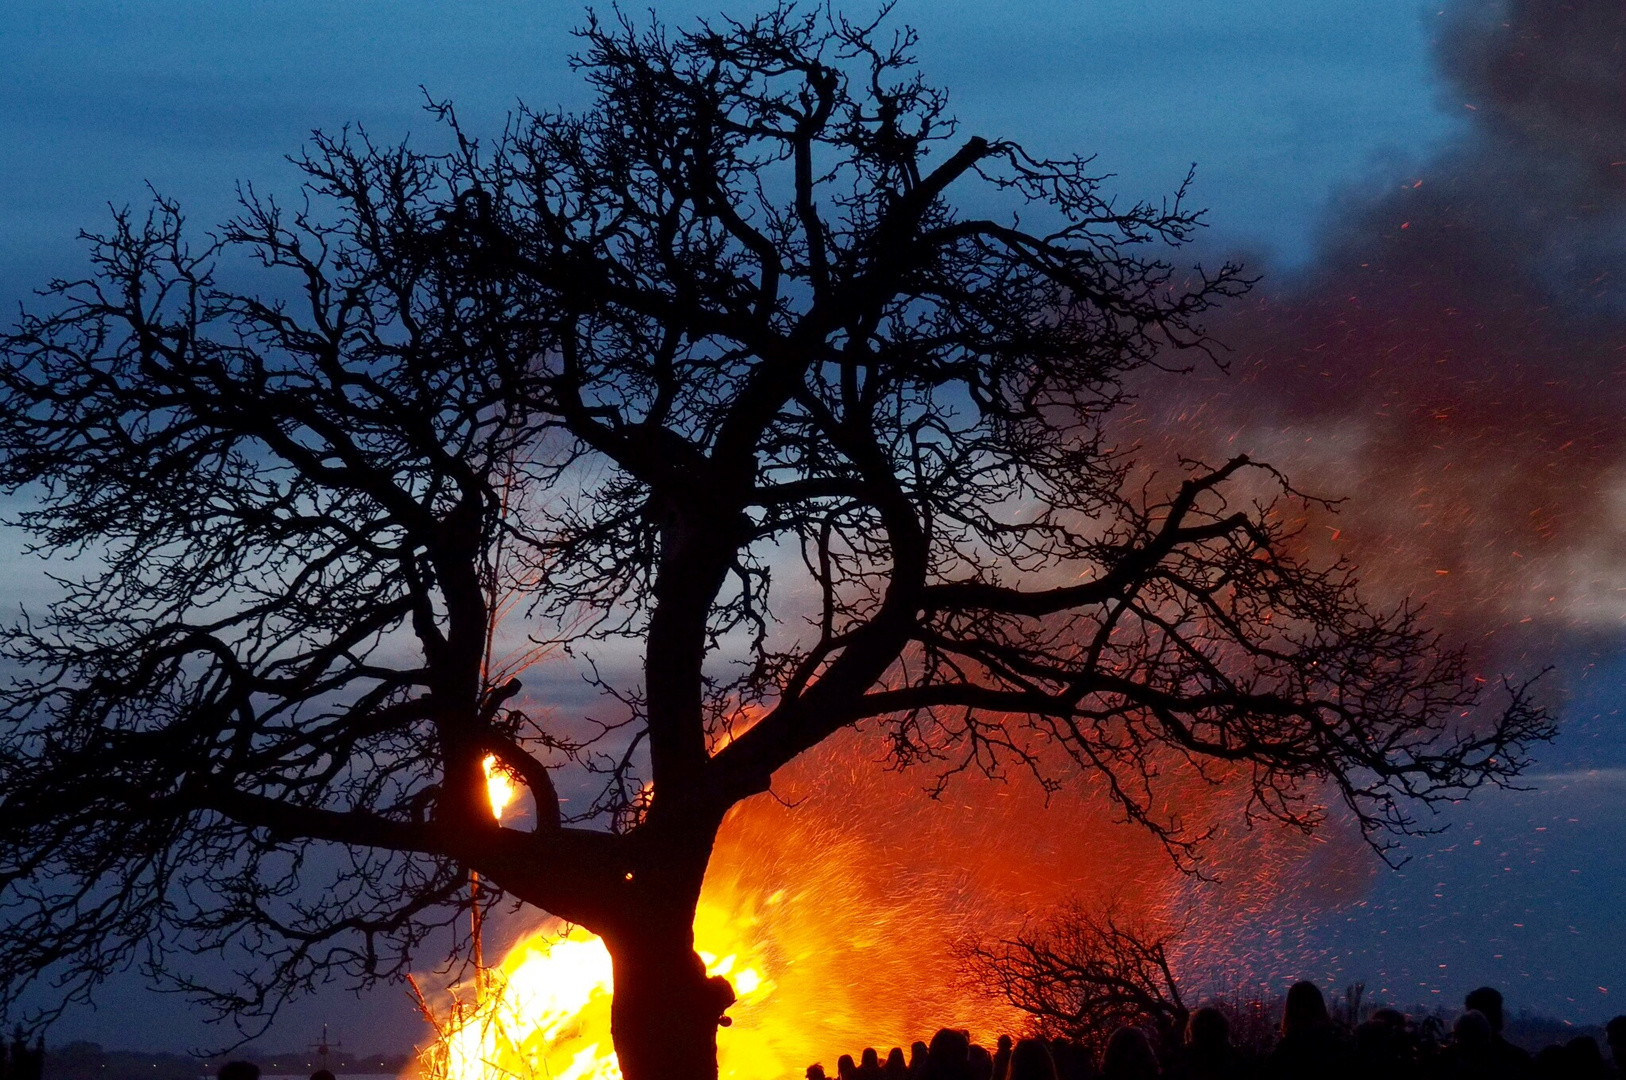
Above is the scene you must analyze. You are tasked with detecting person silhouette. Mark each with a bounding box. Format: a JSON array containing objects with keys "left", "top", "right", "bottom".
[
  {"left": 885, "top": 1047, "right": 909, "bottom": 1080},
  {"left": 806, "top": 1065, "right": 828, "bottom": 1080},
  {"left": 1440, "top": 1009, "right": 1497, "bottom": 1080},
  {"left": 910, "top": 1041, "right": 930, "bottom": 1080},
  {"left": 1100, "top": 1028, "right": 1158, "bottom": 1080},
  {"left": 839, "top": 1053, "right": 859, "bottom": 1080},
  {"left": 860, "top": 1048, "right": 885, "bottom": 1080},
  {"left": 1606, "top": 1016, "right": 1626, "bottom": 1075},
  {"left": 1007, "top": 1038, "right": 1058, "bottom": 1080},
  {"left": 1463, "top": 986, "right": 1535, "bottom": 1077},
  {"left": 1173, "top": 1006, "right": 1246, "bottom": 1080},
  {"left": 925, "top": 1029, "right": 972, "bottom": 1080},
  {"left": 1352, "top": 1009, "right": 1414, "bottom": 1079},
  {"left": 1265, "top": 981, "right": 1351, "bottom": 1080},
  {"left": 1051, "top": 1038, "right": 1096, "bottom": 1080},
  {"left": 1533, "top": 1043, "right": 1567, "bottom": 1079},
  {"left": 1563, "top": 1036, "right": 1608, "bottom": 1080},
  {"left": 992, "top": 1035, "right": 1013, "bottom": 1080},
  {"left": 968, "top": 1044, "right": 994, "bottom": 1080}
]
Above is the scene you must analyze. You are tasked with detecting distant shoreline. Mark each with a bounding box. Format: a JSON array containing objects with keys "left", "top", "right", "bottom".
[{"left": 44, "top": 1043, "right": 417, "bottom": 1080}]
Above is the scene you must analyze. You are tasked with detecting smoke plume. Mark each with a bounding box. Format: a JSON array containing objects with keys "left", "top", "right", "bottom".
[{"left": 1136, "top": 0, "right": 1626, "bottom": 661}]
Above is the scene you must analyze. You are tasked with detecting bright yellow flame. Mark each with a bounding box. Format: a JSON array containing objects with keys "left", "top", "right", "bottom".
[
  {"left": 482, "top": 755, "right": 517, "bottom": 821},
  {"left": 428, "top": 914, "right": 776, "bottom": 1080},
  {"left": 437, "top": 926, "right": 621, "bottom": 1080}
]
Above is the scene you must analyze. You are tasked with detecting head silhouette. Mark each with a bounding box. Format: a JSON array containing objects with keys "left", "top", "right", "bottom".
[
  {"left": 1371, "top": 1007, "right": 1406, "bottom": 1030},
  {"left": 884, "top": 1047, "right": 907, "bottom": 1078},
  {"left": 806, "top": 1066, "right": 827, "bottom": 1080},
  {"left": 218, "top": 1063, "right": 261, "bottom": 1080},
  {"left": 838, "top": 1054, "right": 858, "bottom": 1080},
  {"left": 1187, "top": 1006, "right": 1230, "bottom": 1052},
  {"left": 1566, "top": 1036, "right": 1607, "bottom": 1080},
  {"left": 990, "top": 1035, "right": 1012, "bottom": 1080},
  {"left": 1282, "top": 981, "right": 1331, "bottom": 1038},
  {"left": 1006, "top": 1038, "right": 1057, "bottom": 1080},
  {"left": 967, "top": 1045, "right": 992, "bottom": 1080},
  {"left": 1045, "top": 1039, "right": 1075, "bottom": 1080},
  {"left": 310, "top": 1071, "right": 335, "bottom": 1080},
  {"left": 927, "top": 1028, "right": 971, "bottom": 1077},
  {"left": 1355, "top": 1016, "right": 1403, "bottom": 1066},
  {"left": 1535, "top": 1043, "right": 1567, "bottom": 1076},
  {"left": 1453, "top": 1009, "right": 1493, "bottom": 1052},
  {"left": 1100, "top": 1027, "right": 1158, "bottom": 1080},
  {"left": 1605, "top": 1016, "right": 1626, "bottom": 1063},
  {"left": 1464, "top": 986, "right": 1506, "bottom": 1033}
]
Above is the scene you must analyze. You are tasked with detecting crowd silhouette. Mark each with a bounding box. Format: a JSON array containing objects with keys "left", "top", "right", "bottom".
[{"left": 807, "top": 987, "right": 1626, "bottom": 1080}]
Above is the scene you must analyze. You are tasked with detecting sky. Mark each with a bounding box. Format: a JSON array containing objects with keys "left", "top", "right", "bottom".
[{"left": 3, "top": 0, "right": 1623, "bottom": 1055}]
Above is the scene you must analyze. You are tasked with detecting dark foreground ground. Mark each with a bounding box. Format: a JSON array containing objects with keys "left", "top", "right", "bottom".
[{"left": 21, "top": 1005, "right": 1623, "bottom": 1080}]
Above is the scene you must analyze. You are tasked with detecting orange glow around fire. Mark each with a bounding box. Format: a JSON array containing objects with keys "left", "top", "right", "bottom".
[{"left": 420, "top": 729, "right": 1360, "bottom": 1080}]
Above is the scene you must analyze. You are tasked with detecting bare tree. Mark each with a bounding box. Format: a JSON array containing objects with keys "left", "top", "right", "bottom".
[
  {"left": 963, "top": 901, "right": 1188, "bottom": 1054},
  {"left": 0, "top": 6, "right": 1553, "bottom": 1080}
]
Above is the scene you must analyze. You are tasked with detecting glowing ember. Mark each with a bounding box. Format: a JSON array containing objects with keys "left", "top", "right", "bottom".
[{"left": 482, "top": 755, "right": 517, "bottom": 821}]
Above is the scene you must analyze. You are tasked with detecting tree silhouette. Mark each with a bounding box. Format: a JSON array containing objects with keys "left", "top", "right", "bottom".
[
  {"left": 963, "top": 901, "right": 1189, "bottom": 1056},
  {"left": 0, "top": 7, "right": 1552, "bottom": 1079}
]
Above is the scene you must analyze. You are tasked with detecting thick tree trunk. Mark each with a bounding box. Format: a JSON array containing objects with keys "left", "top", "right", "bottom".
[
  {"left": 488, "top": 822, "right": 731, "bottom": 1079},
  {"left": 603, "top": 913, "right": 735, "bottom": 1080}
]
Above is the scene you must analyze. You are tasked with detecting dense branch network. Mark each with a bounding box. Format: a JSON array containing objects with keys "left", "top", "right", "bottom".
[{"left": 0, "top": 2, "right": 1552, "bottom": 1037}]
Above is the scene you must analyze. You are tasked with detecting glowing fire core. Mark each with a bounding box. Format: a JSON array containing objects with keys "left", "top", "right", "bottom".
[
  {"left": 429, "top": 905, "right": 775, "bottom": 1080},
  {"left": 430, "top": 759, "right": 779, "bottom": 1080}
]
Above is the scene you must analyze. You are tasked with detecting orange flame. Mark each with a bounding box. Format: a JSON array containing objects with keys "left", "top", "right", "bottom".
[{"left": 482, "top": 755, "right": 517, "bottom": 822}]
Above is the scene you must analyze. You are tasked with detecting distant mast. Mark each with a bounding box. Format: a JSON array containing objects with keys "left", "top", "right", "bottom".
[{"left": 309, "top": 1024, "right": 341, "bottom": 1073}]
